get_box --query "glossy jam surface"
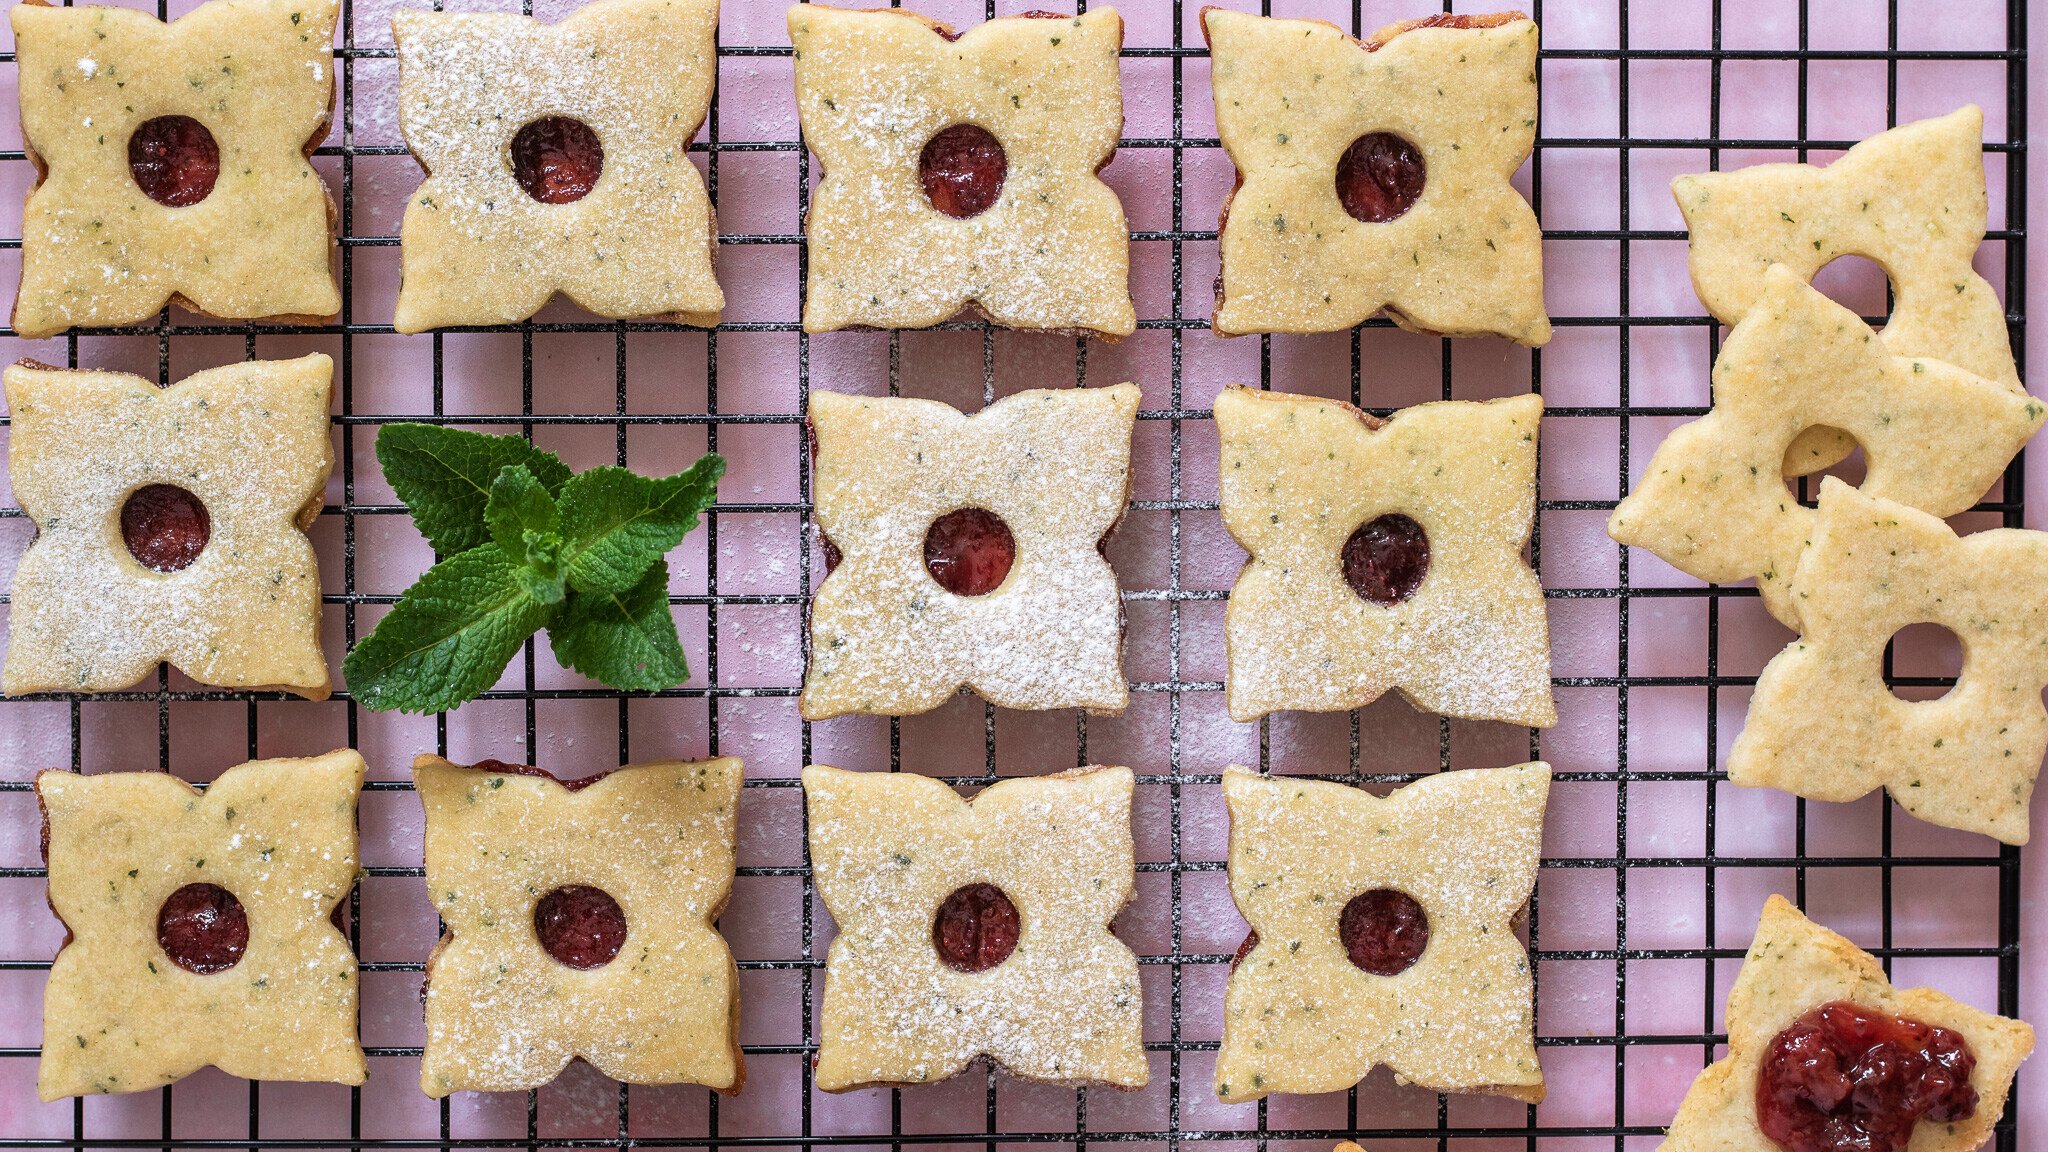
[157,882,249,974]
[121,484,211,573]
[510,117,604,204]
[919,124,1007,218]
[472,758,605,792]
[1757,1000,1978,1152]
[533,885,627,969]
[924,508,1016,596]
[1335,132,1425,223]
[1341,513,1430,606]
[128,116,220,207]
[932,882,1020,973]
[1339,888,1429,975]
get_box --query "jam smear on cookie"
[1342,513,1429,605]
[128,116,220,207]
[510,117,605,204]
[1339,888,1429,975]
[1757,1000,1977,1152]
[122,484,211,573]
[933,882,1020,973]
[534,884,628,969]
[924,508,1015,596]
[919,124,1007,218]
[472,759,606,792]
[157,882,249,973]
[1335,132,1425,224]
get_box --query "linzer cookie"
[1216,764,1548,1104]
[802,384,1137,720]
[789,5,1135,337]
[1607,266,2041,628]
[1202,9,1547,343]
[415,755,743,1096]
[392,0,723,332]
[11,0,341,338]
[35,750,366,1100]
[804,764,1146,1090]
[3,356,336,698]
[1659,895,2031,1151]
[1216,386,1553,726]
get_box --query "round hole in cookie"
[1341,513,1430,607]
[157,882,249,974]
[924,507,1016,597]
[1338,888,1429,976]
[509,116,605,205]
[1811,253,1895,328]
[1335,132,1426,224]
[933,882,1021,973]
[534,884,628,970]
[918,123,1007,219]
[121,484,212,573]
[1885,622,1964,703]
[1780,426,1869,491]
[127,115,220,208]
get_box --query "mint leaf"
[558,454,724,597]
[341,544,555,713]
[376,424,572,555]
[548,560,689,692]
[485,464,565,605]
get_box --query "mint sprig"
[345,425,723,713]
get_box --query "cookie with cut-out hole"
[1608,266,2041,629]
[1726,480,2048,845]
[804,764,1145,1091]
[34,750,366,1101]
[789,5,1135,338]
[1660,895,2032,1151]
[1676,106,2020,476]
[11,0,340,339]
[1202,9,1546,343]
[3,355,336,698]
[392,0,723,332]
[802,384,1136,720]
[1216,386,1553,726]
[415,754,743,1096]
[1216,764,1548,1104]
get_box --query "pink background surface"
[0,0,2040,1145]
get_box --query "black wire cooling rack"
[0,0,2030,1147]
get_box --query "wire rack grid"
[0,0,2031,1147]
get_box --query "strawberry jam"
[924,507,1015,596]
[919,123,1007,218]
[933,882,1020,973]
[1335,132,1425,224]
[121,484,211,573]
[1342,513,1429,606]
[1757,1000,1978,1152]
[533,884,627,969]
[157,882,248,974]
[510,116,604,205]
[1339,888,1429,975]
[128,116,220,208]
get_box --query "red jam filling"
[1339,888,1429,976]
[471,758,605,792]
[157,882,249,974]
[924,507,1015,597]
[1231,929,1259,970]
[1342,513,1429,606]
[932,10,1067,41]
[1757,1000,1978,1152]
[121,484,211,573]
[919,124,1007,219]
[933,882,1020,973]
[533,884,627,969]
[1335,132,1425,224]
[128,116,220,208]
[510,116,605,205]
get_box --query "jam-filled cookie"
[789,5,1135,338]
[1216,763,1549,1104]
[11,0,341,338]
[803,384,1137,720]
[1203,10,1546,343]
[392,0,723,331]
[1660,895,2032,1151]
[1216,386,1553,726]
[415,755,743,1096]
[3,356,336,698]
[35,750,367,1100]
[804,764,1146,1090]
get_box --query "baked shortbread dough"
[3,356,336,698]
[11,0,341,338]
[393,0,723,331]
[1203,10,1547,343]
[36,751,366,1100]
